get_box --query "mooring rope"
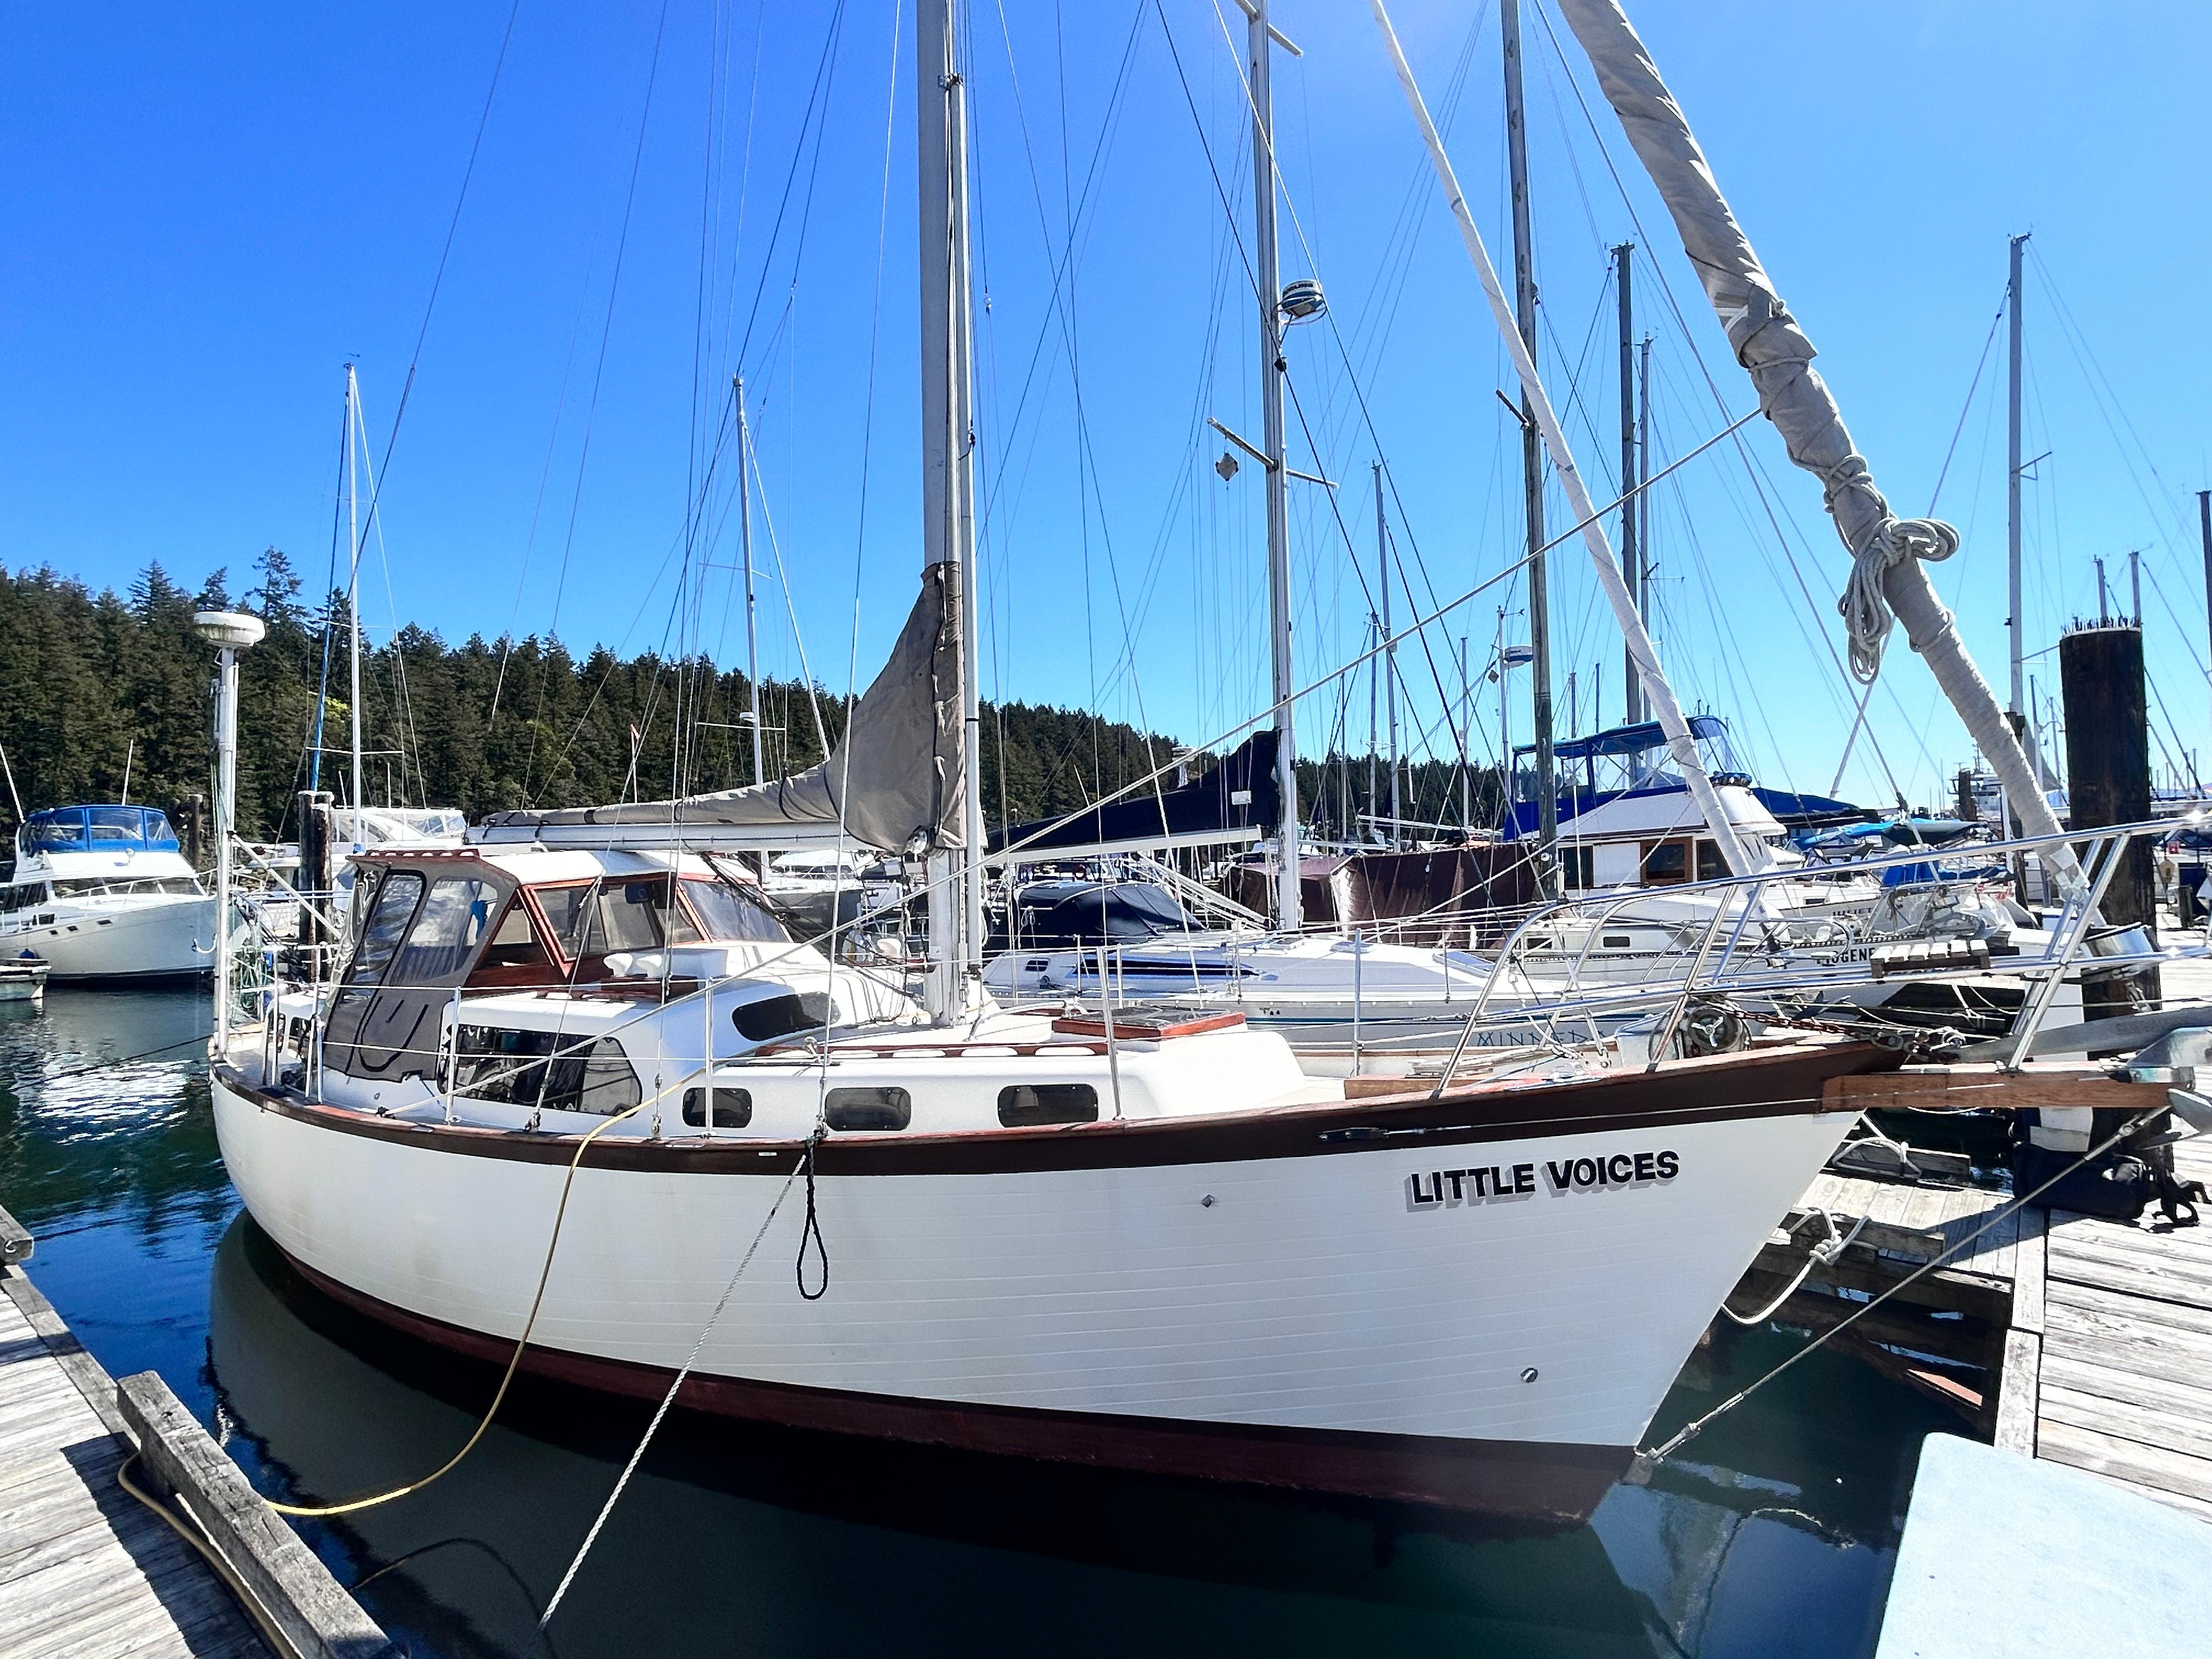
[1629,1105,2166,1479]
[266,1100,650,1518]
[538,1153,809,1628]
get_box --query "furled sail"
[1550,0,2076,888]
[482,567,966,854]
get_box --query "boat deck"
[0,1261,265,1658]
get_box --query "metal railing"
[1427,819,2199,1090]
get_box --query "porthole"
[825,1086,911,1132]
[997,1083,1099,1127]
[681,1086,753,1128]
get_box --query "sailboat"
[201,0,1901,1527]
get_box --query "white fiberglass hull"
[0,894,214,980]
[212,1043,1867,1521]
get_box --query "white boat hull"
[0,894,214,980]
[212,1043,1867,1521]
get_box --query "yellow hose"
[268,1101,646,1517]
[119,1452,304,1659]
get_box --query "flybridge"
[18,806,182,857]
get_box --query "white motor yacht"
[0,805,213,979]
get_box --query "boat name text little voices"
[1407,1150,1680,1209]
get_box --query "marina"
[3,0,2211,1651]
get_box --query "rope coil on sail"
[1837,512,1960,683]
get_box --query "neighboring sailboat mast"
[1501,0,1558,890]
[1365,0,1764,878]
[1246,0,1304,932]
[1616,241,1643,725]
[736,373,765,788]
[344,363,365,841]
[918,0,985,1020]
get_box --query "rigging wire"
[521,0,676,799]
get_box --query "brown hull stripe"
[216,1040,1895,1176]
[280,1246,1629,1526]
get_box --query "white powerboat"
[0,806,213,980]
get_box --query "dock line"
[267,1097,647,1517]
[1629,1104,2174,1483]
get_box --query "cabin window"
[729,992,831,1043]
[997,1084,1098,1127]
[681,1086,753,1128]
[825,1086,910,1132]
[87,807,143,842]
[25,810,83,851]
[680,877,789,944]
[1695,840,1727,881]
[452,1026,641,1115]
[386,877,500,985]
[1640,841,1688,882]
[143,810,177,847]
[537,876,701,963]
[1560,846,1595,890]
[1602,934,1633,950]
[343,872,424,984]
[466,897,553,987]
[51,879,110,898]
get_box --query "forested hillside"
[0,555,1501,847]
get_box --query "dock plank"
[2013,1205,2047,1335]
[2040,1350,2212,1423]
[2046,1237,2212,1309]
[1992,1329,2040,1455]
[0,1262,269,1659]
[2035,1418,2212,1509]
[2039,1384,2212,1464]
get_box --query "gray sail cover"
[483,566,966,852]
[1552,0,2072,864]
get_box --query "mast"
[2007,233,2029,727]
[1248,0,1302,930]
[2199,490,2212,733]
[1368,0,1762,877]
[1458,636,1472,832]
[1638,333,1652,647]
[1502,0,1556,889]
[918,0,984,1020]
[1616,242,1641,724]
[1378,464,1400,846]
[736,374,764,787]
[344,364,364,844]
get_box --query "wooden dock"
[1994,1135,2212,1519]
[0,1205,394,1659]
[1734,1056,2212,1522]
[0,1258,268,1658]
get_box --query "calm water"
[0,988,1955,1657]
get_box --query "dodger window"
[538,876,702,963]
[343,872,424,985]
[387,876,500,986]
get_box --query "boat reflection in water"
[206,1214,1948,1658]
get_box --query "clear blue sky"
[4,1,2207,812]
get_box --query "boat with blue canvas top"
[0,805,215,980]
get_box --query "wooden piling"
[2059,622,2158,1014]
